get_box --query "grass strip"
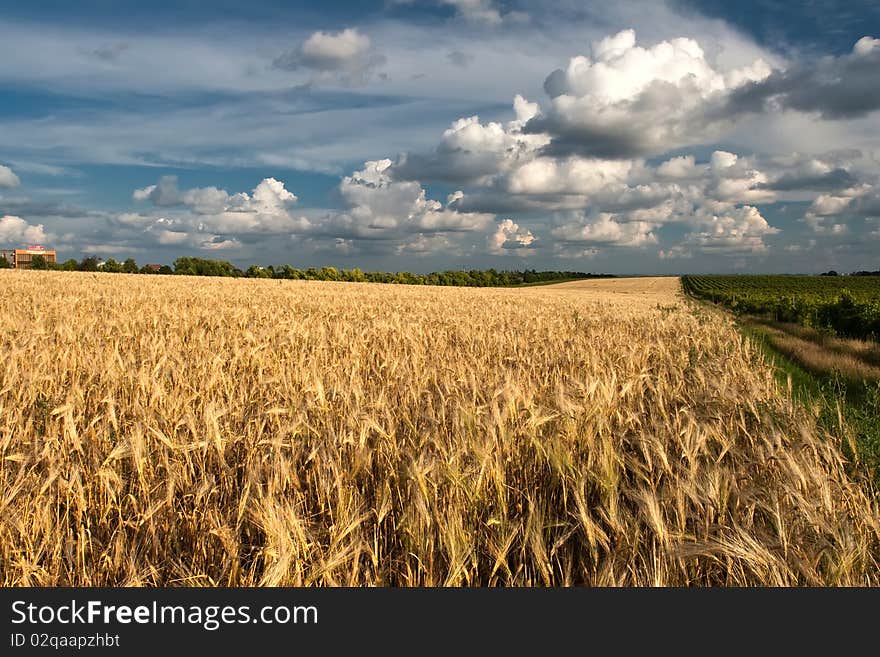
[739,319,880,483]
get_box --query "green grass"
[738,319,880,483]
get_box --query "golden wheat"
[0,270,877,586]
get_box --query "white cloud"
[201,237,240,251]
[803,215,848,235]
[396,233,458,255]
[0,164,20,188]
[8,19,877,267]
[710,150,738,170]
[529,29,771,158]
[505,156,633,195]
[806,189,862,217]
[722,36,880,120]
[756,152,861,195]
[131,176,310,238]
[248,177,298,211]
[131,185,156,202]
[802,183,880,234]
[115,212,156,228]
[329,158,493,239]
[551,212,658,247]
[127,162,494,257]
[656,155,697,179]
[394,96,550,184]
[180,186,237,215]
[273,28,384,82]
[705,151,774,203]
[300,28,373,69]
[676,204,780,254]
[152,228,189,245]
[135,176,297,216]
[0,215,53,244]
[488,218,535,254]
[854,36,880,57]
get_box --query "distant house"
[144,263,163,273]
[1,245,57,269]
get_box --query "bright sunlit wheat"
[1,271,877,585]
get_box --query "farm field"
[1,270,879,586]
[682,275,880,339]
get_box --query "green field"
[682,275,880,339]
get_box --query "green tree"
[346,268,366,282]
[122,258,139,273]
[102,258,122,273]
[173,257,239,277]
[0,257,9,269]
[61,259,79,271]
[30,255,50,270]
[78,256,100,272]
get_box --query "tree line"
[0,255,174,274]
[5,254,613,287]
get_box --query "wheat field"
[1,271,878,586]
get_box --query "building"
[143,263,163,273]
[1,245,58,269]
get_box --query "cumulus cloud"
[396,233,458,255]
[505,156,633,196]
[656,155,697,179]
[551,212,658,247]
[26,24,877,266]
[132,175,179,205]
[135,176,297,214]
[677,204,780,254]
[273,28,385,82]
[488,218,535,254]
[802,183,880,234]
[394,95,549,184]
[131,176,309,238]
[0,215,52,243]
[327,158,493,239]
[0,163,20,188]
[723,36,880,120]
[704,150,774,204]
[527,29,772,158]
[546,186,780,257]
[757,153,861,192]
[389,63,797,257]
[140,217,242,251]
[127,162,494,256]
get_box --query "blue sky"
[0,0,878,273]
